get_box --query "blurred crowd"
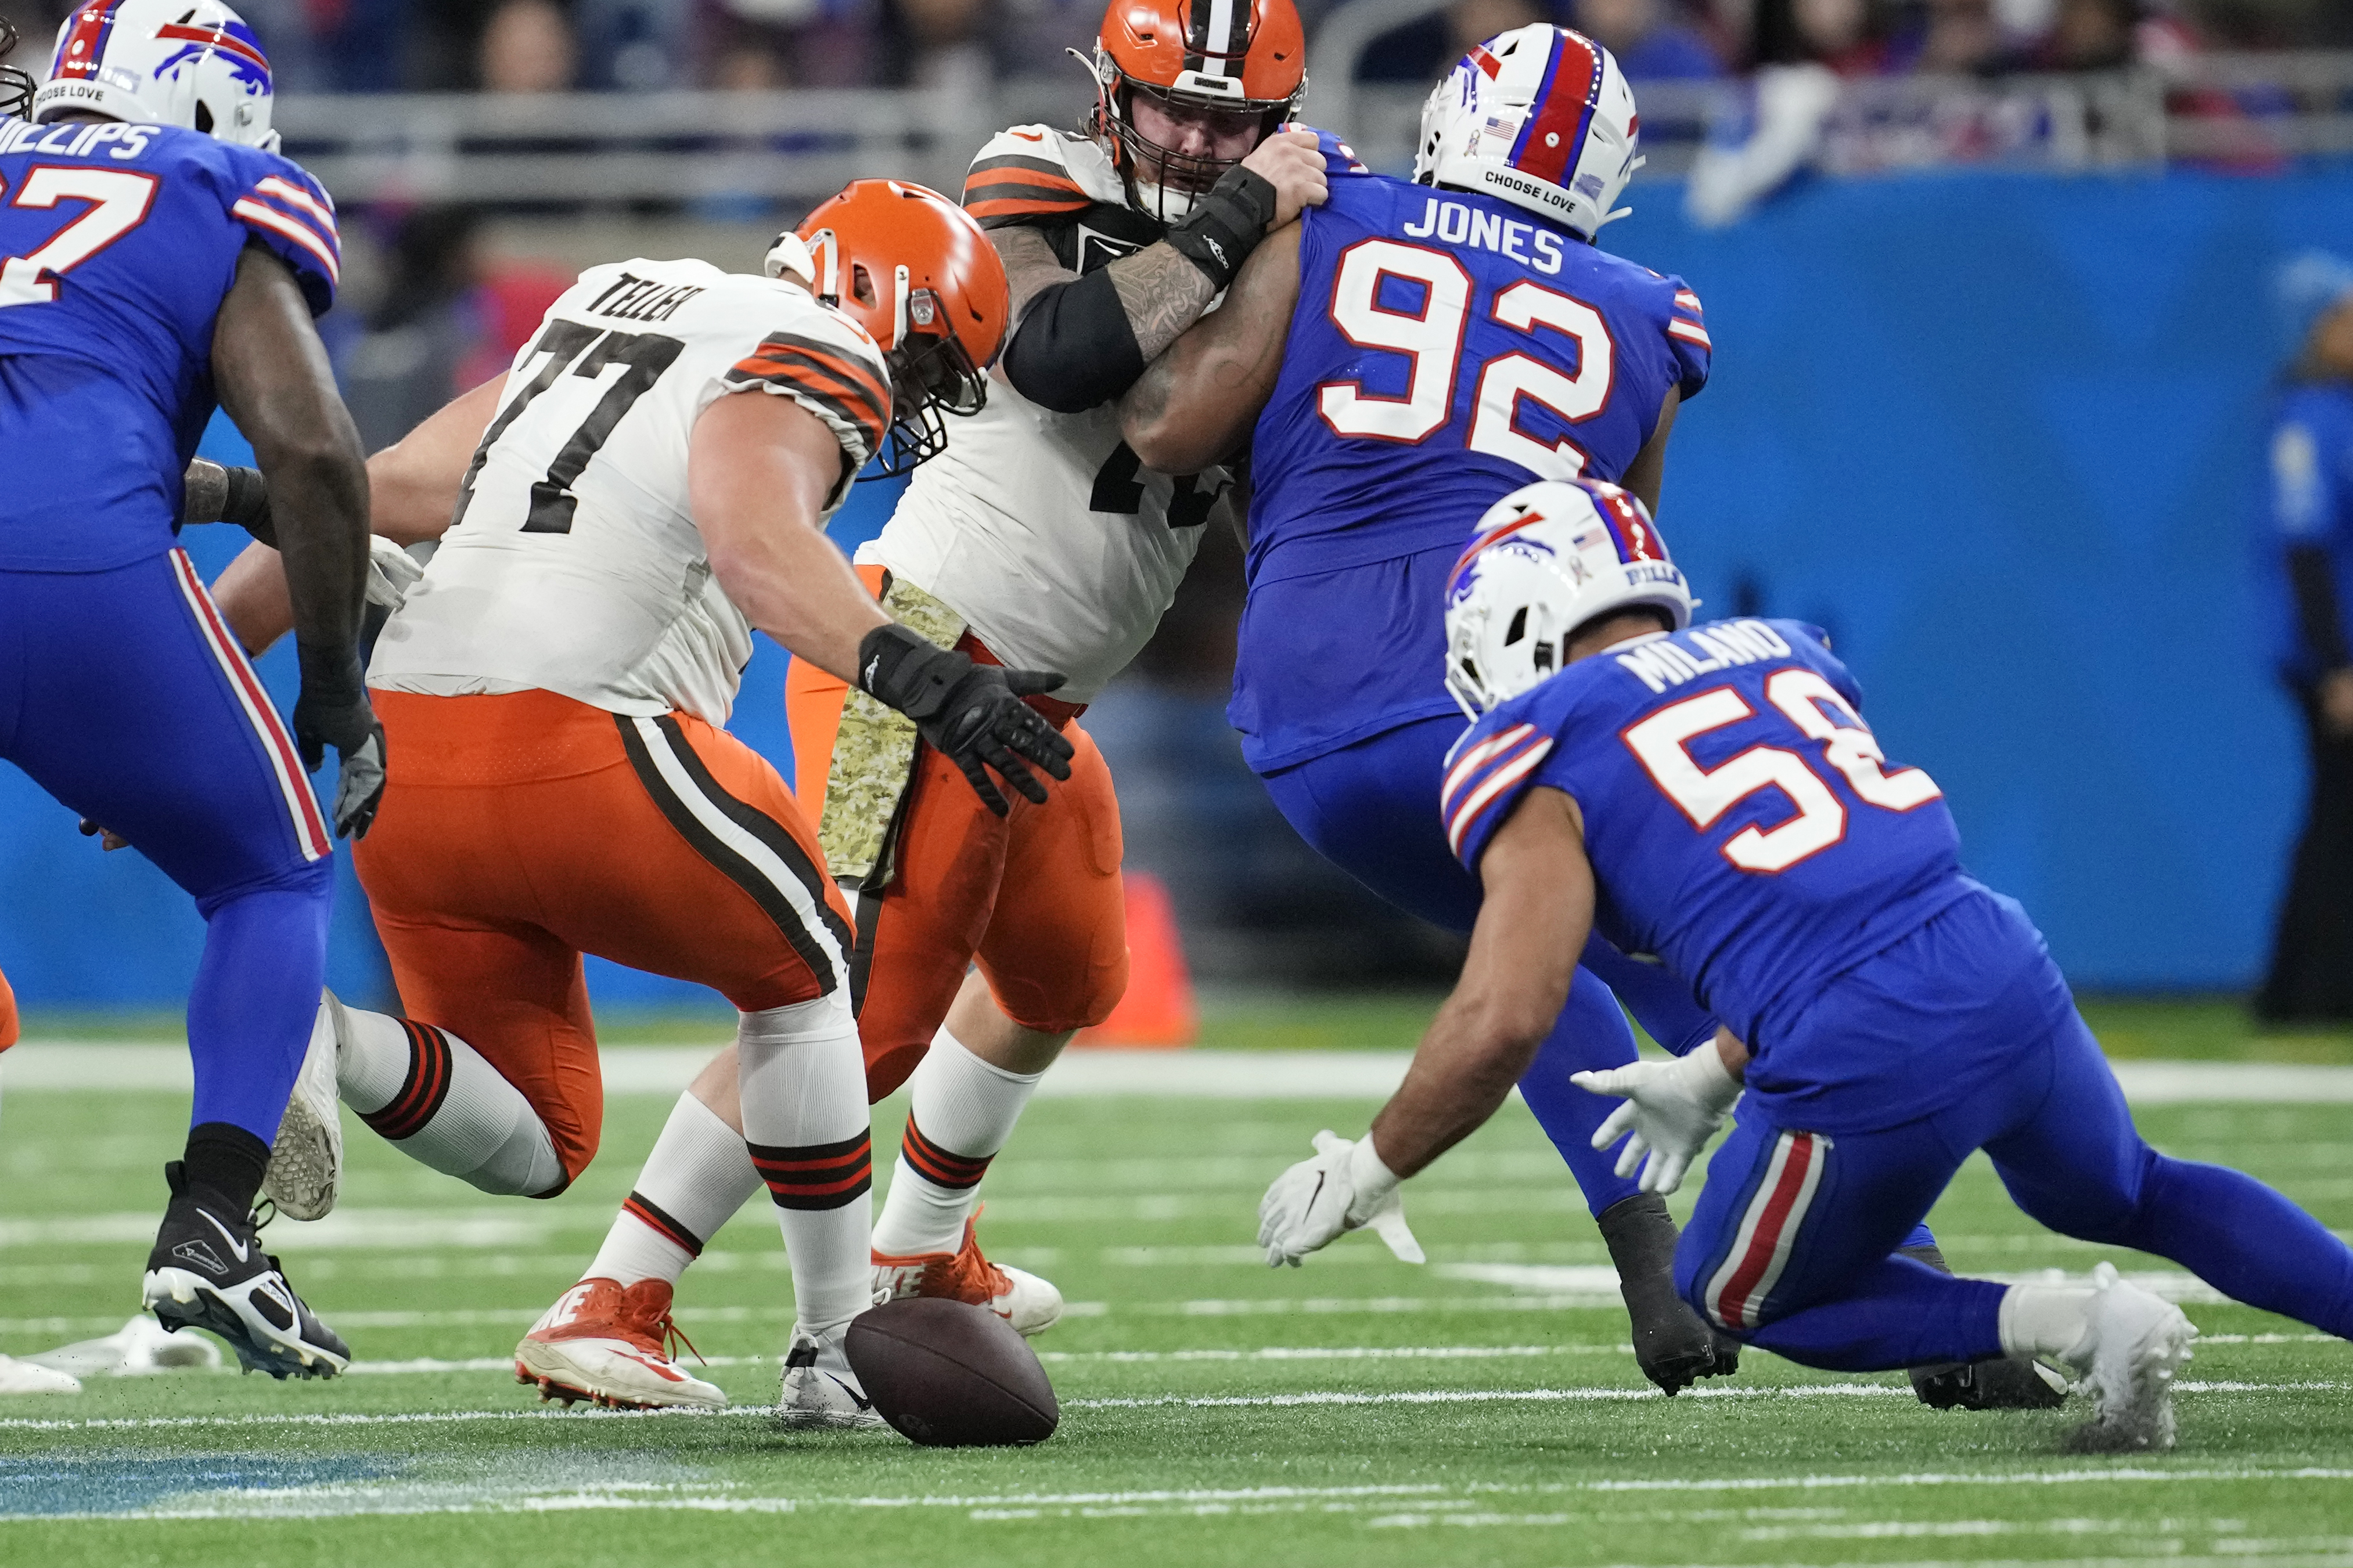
[0,0,2344,101]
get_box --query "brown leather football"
[843,1297,1059,1447]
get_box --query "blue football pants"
[1680,987,2353,1371]
[0,551,335,1142]
[1260,711,1719,1217]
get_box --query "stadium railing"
[270,53,2348,211]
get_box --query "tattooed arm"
[1120,222,1303,475]
[993,223,1218,365]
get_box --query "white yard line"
[9,1044,2353,1103]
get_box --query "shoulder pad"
[965,125,1125,229]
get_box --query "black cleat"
[1598,1192,1736,1395]
[1897,1241,2066,1410]
[140,1161,349,1380]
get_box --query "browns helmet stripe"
[1183,0,1248,77]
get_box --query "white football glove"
[366,535,424,611]
[1571,1044,1743,1196]
[1257,1130,1425,1268]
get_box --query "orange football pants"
[787,569,1129,1100]
[354,688,852,1181]
[0,963,16,1051]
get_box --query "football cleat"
[776,1325,887,1430]
[872,1210,1062,1337]
[262,989,348,1222]
[1898,1241,2067,1410]
[141,1162,348,1380]
[0,1354,80,1394]
[1598,1191,1737,1394]
[2061,1262,2197,1452]
[513,1278,725,1411]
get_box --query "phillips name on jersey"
[1441,618,2053,1132]
[0,111,339,572]
[369,257,890,729]
[868,125,1232,706]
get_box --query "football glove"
[1571,1044,1743,1196]
[293,641,387,840]
[856,623,1074,817]
[1257,1130,1424,1268]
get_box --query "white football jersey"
[370,257,888,728]
[861,127,1234,706]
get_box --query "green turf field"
[1,1008,2350,1566]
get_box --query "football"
[844,1297,1060,1447]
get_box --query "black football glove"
[857,623,1074,817]
[292,641,387,839]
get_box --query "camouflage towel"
[818,575,967,886]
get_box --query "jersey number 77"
[1625,670,1942,874]
[1315,237,1613,481]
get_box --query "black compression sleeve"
[1002,266,1146,414]
[2288,542,2351,673]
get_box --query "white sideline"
[7,1043,2352,1102]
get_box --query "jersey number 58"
[1314,238,1614,481]
[1624,671,1942,874]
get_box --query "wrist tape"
[1165,164,1279,291]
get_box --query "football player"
[1261,478,2353,1450]
[485,0,1331,1409]
[0,2,376,1380]
[1118,25,1744,1392]
[209,181,1056,1424]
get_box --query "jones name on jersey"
[867,125,1232,706]
[369,257,890,727]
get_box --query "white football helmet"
[1412,24,1641,241]
[34,0,280,152]
[1444,478,1693,719]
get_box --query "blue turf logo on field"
[0,1454,394,1516]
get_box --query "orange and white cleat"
[871,1210,1062,1336]
[513,1278,725,1410]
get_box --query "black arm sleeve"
[1002,266,1146,415]
[2288,542,2351,674]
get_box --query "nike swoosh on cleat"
[829,1375,873,1412]
[196,1209,251,1264]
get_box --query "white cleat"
[513,1278,726,1411]
[776,1325,886,1430]
[264,990,348,1221]
[0,1354,80,1394]
[872,1212,1063,1338]
[2063,1261,2197,1452]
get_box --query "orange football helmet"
[1086,0,1307,222]
[776,179,1011,476]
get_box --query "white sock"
[737,994,873,1336]
[1998,1283,2100,1364]
[585,1091,762,1288]
[872,1024,1045,1257]
[335,1004,564,1197]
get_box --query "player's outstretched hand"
[1242,127,1330,229]
[292,643,388,840]
[1571,1045,1744,1196]
[857,623,1075,818]
[1257,1129,1424,1268]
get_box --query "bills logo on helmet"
[154,19,271,93]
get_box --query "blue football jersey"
[1231,140,1711,772]
[1441,618,2049,1124]
[0,114,339,572]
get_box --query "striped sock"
[737,996,873,1335]
[872,1026,1044,1257]
[585,1091,761,1288]
[334,1004,564,1198]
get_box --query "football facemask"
[1,19,33,121]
